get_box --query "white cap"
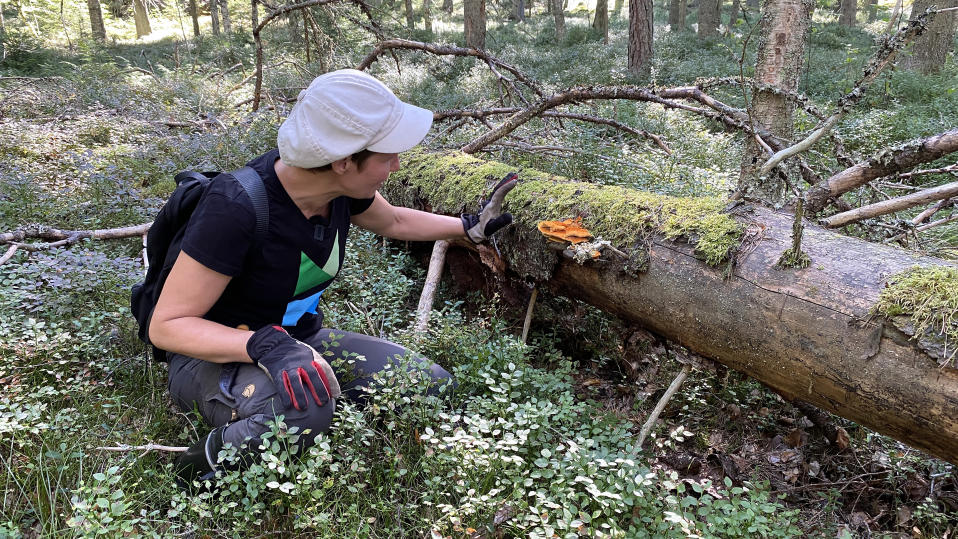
[277,69,434,168]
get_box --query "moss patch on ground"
[875,266,958,365]
[385,149,743,280]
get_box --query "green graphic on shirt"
[293,230,340,296]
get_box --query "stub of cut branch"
[822,181,958,228]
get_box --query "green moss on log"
[384,149,743,279]
[875,266,958,365]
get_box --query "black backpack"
[130,167,269,361]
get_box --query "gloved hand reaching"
[247,325,341,411]
[461,172,519,244]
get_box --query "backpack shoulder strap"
[229,166,269,244]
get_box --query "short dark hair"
[309,149,375,172]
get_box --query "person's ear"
[330,157,350,175]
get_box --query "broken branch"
[822,181,958,228]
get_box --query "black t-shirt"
[180,149,373,338]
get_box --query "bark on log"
[385,150,958,464]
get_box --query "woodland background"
[0,0,956,534]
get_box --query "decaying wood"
[637,363,692,449]
[388,152,958,464]
[823,181,958,228]
[414,239,449,334]
[805,128,958,213]
[0,223,153,266]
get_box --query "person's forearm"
[149,317,254,364]
[382,207,466,241]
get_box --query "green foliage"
[874,265,958,365]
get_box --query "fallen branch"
[822,181,958,228]
[436,107,671,154]
[356,38,544,102]
[888,212,958,243]
[96,443,187,452]
[0,223,152,266]
[805,128,958,213]
[912,197,954,225]
[636,363,692,449]
[414,239,449,334]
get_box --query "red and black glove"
[247,325,340,411]
[461,172,519,243]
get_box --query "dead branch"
[899,162,958,180]
[912,198,955,225]
[0,223,152,266]
[414,239,449,334]
[252,0,374,111]
[636,363,692,449]
[888,212,958,244]
[806,128,958,213]
[759,12,937,176]
[355,38,544,101]
[96,443,187,452]
[436,107,671,154]
[822,181,958,228]
[460,85,768,155]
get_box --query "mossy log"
[384,150,958,464]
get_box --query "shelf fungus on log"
[383,149,958,465]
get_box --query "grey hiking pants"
[167,328,453,451]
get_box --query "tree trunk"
[866,0,877,22]
[593,0,608,41]
[514,0,526,21]
[219,0,232,33]
[133,0,152,38]
[288,10,301,43]
[189,0,200,36]
[668,0,683,29]
[627,0,653,76]
[424,0,432,32]
[405,0,415,28]
[464,0,485,48]
[614,0,624,17]
[443,0,453,14]
[86,0,106,41]
[839,0,856,26]
[210,0,220,35]
[384,150,958,465]
[900,0,958,74]
[251,0,258,29]
[738,0,812,205]
[697,0,720,37]
[552,0,565,39]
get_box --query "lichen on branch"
[384,149,743,279]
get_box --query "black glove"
[246,325,341,411]
[461,172,519,244]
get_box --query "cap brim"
[366,103,433,154]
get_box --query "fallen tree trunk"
[385,150,958,464]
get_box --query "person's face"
[345,152,400,198]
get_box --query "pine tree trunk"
[189,0,200,36]
[866,0,876,21]
[442,0,453,14]
[668,0,686,29]
[627,0,653,75]
[513,0,525,21]
[593,0,608,41]
[423,0,432,32]
[614,0,624,17]
[738,0,813,204]
[697,0,720,37]
[86,0,106,41]
[900,0,957,74]
[251,0,258,28]
[210,0,220,34]
[464,0,486,48]
[219,0,231,33]
[133,0,152,37]
[552,0,565,38]
[405,0,415,28]
[839,0,856,26]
